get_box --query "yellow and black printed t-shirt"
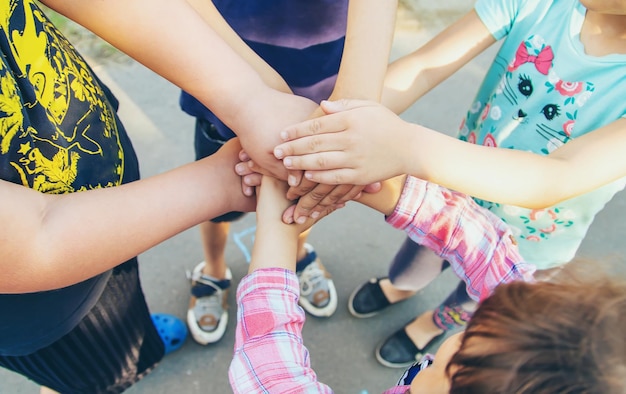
[0,0,140,356]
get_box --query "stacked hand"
[233,100,383,223]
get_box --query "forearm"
[356,176,407,216]
[249,176,303,273]
[361,176,535,301]
[230,271,332,394]
[249,225,298,273]
[329,0,397,102]
[2,149,250,293]
[43,0,319,173]
[185,0,292,94]
[403,121,626,208]
[382,10,496,114]
[41,0,285,134]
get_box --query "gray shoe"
[186,262,231,345]
[296,244,337,317]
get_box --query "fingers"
[238,148,250,162]
[274,100,375,150]
[282,204,297,224]
[274,116,346,159]
[303,185,360,219]
[235,159,261,196]
[242,174,262,196]
[363,182,382,194]
[285,178,317,200]
[289,183,355,223]
[290,183,335,222]
[316,184,353,207]
[281,200,341,229]
[301,169,362,186]
[275,135,334,160]
[286,169,303,187]
[337,185,366,204]
[281,150,350,173]
[319,98,376,114]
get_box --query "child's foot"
[375,301,475,368]
[151,313,187,355]
[296,244,337,317]
[186,262,231,345]
[348,277,416,318]
[375,311,445,368]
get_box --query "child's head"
[447,278,626,393]
[407,277,626,393]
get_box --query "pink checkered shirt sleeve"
[229,267,333,394]
[386,176,536,301]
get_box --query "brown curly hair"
[446,278,626,393]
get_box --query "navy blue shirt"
[179,0,348,139]
[0,0,140,356]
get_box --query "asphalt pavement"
[2,3,625,393]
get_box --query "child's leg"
[430,281,476,331]
[389,237,448,291]
[349,237,446,317]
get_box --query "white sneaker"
[186,262,231,345]
[296,244,337,317]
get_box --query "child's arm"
[0,139,254,293]
[276,99,626,209]
[229,176,332,393]
[248,177,304,273]
[329,0,397,103]
[41,0,317,179]
[357,176,536,301]
[285,0,398,220]
[273,7,626,209]
[383,9,496,113]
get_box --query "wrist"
[249,225,299,273]
[403,124,426,177]
[357,175,405,216]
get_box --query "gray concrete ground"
[2,3,625,393]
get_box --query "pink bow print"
[511,43,554,75]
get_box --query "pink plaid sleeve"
[386,176,536,301]
[383,386,411,394]
[229,268,333,394]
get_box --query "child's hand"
[235,149,267,197]
[237,93,318,181]
[211,138,257,213]
[274,99,413,186]
[250,175,336,273]
[237,156,348,224]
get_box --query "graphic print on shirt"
[0,0,124,193]
[458,35,594,242]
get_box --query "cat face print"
[462,36,594,154]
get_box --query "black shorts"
[0,259,164,394]
[194,118,245,223]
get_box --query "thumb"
[320,99,374,114]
